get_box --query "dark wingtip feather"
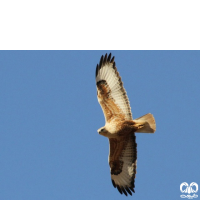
[117,186,123,195]
[107,53,111,61]
[121,187,128,196]
[125,187,132,196]
[112,179,116,188]
[131,180,135,188]
[99,55,103,67]
[95,64,98,77]
[103,53,107,65]
[130,187,135,193]
[111,55,115,62]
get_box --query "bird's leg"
[132,122,145,132]
[122,120,145,132]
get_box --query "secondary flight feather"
[95,53,156,196]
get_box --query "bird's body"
[95,53,156,196]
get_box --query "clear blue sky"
[0,51,199,200]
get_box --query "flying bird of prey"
[95,53,156,196]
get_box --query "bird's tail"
[134,113,156,133]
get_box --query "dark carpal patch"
[96,80,107,86]
[110,160,123,175]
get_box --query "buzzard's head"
[97,127,109,136]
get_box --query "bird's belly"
[106,120,135,137]
[105,120,126,134]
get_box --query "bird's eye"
[101,128,105,132]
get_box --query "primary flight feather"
[95,53,156,196]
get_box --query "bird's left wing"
[109,133,137,196]
[95,53,132,123]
